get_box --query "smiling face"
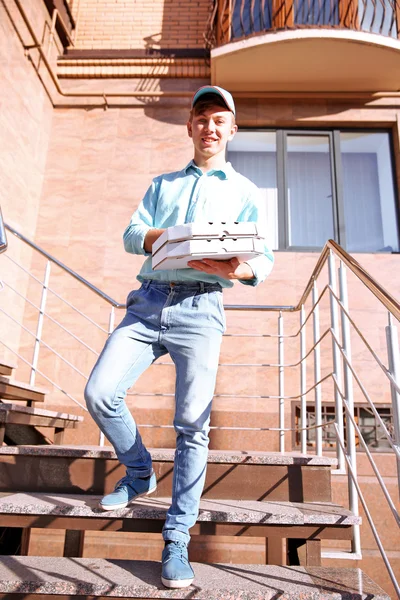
[187,103,237,167]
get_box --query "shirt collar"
[183,159,233,180]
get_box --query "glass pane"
[294,0,339,25]
[286,135,334,248]
[360,0,398,38]
[231,0,272,39]
[228,132,278,250]
[340,132,399,252]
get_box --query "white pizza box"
[152,222,263,256]
[152,236,264,271]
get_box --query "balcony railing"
[206,0,400,48]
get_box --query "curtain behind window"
[342,153,385,252]
[287,151,335,248]
[229,150,278,249]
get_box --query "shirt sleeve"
[123,178,160,256]
[237,187,274,287]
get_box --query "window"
[294,0,339,25]
[228,132,278,248]
[232,0,272,39]
[362,0,398,38]
[292,403,394,451]
[227,130,399,253]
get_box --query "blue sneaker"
[99,472,157,511]
[161,541,194,588]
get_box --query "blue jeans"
[84,280,225,544]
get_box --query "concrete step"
[0,493,358,563]
[0,404,84,446]
[0,556,389,599]
[2,423,51,446]
[0,403,83,423]
[0,376,47,402]
[0,360,17,377]
[0,444,338,464]
[0,492,361,526]
[0,445,336,502]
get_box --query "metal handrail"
[297,240,400,321]
[4,223,125,308]
[206,0,400,48]
[334,423,400,598]
[5,224,400,322]
[2,218,400,594]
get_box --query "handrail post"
[0,207,7,254]
[30,260,51,387]
[217,0,232,45]
[108,305,115,335]
[312,281,322,455]
[328,250,345,471]
[386,312,400,499]
[99,305,116,446]
[278,311,285,452]
[300,304,307,453]
[47,8,58,58]
[339,262,361,555]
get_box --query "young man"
[84,86,274,589]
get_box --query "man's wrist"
[144,228,164,253]
[232,261,255,280]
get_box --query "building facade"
[0,0,399,595]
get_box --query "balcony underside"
[210,29,400,92]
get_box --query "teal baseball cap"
[191,85,236,116]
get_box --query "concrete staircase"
[0,444,390,599]
[0,556,389,599]
[0,360,83,445]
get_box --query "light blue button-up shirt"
[123,161,274,288]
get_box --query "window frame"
[228,127,400,253]
[291,401,394,452]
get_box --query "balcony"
[206,0,400,92]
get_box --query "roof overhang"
[211,29,400,92]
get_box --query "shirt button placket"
[187,176,203,222]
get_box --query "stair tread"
[0,360,17,368]
[0,556,388,598]
[0,444,338,465]
[0,376,48,398]
[0,360,17,376]
[0,402,83,421]
[0,492,361,525]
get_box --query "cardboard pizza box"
[152,236,264,271]
[152,222,262,256]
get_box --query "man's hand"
[187,257,254,280]
[144,229,165,253]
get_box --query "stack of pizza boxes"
[152,222,264,270]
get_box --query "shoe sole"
[161,576,194,589]
[99,484,157,511]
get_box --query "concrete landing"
[0,557,389,598]
[0,444,338,465]
[0,493,361,525]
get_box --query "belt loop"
[143,280,150,289]
[200,282,205,293]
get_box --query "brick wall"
[0,0,54,366]
[70,0,210,50]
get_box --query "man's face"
[187,105,237,160]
